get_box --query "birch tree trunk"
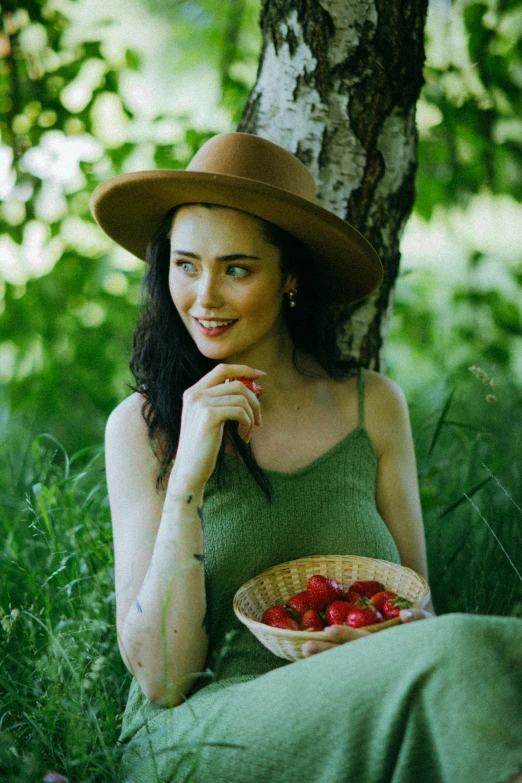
[238,0,429,369]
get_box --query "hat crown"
[186,133,316,203]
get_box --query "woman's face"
[168,205,296,364]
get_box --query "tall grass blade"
[428,387,455,459]
[464,493,522,583]
[482,464,522,515]
[439,476,492,518]
[32,434,70,479]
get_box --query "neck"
[229,336,326,414]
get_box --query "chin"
[193,339,236,361]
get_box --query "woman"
[91,133,522,783]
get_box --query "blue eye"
[175,260,195,272]
[227,266,249,277]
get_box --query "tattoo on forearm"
[197,505,204,532]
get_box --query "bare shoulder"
[362,370,412,459]
[364,369,408,409]
[106,391,148,442]
[105,391,163,484]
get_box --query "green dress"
[118,369,522,783]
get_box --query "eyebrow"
[172,250,261,262]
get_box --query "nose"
[196,270,223,309]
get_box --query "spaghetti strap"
[358,366,365,427]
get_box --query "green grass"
[409,372,522,617]
[0,431,129,782]
[1,373,521,782]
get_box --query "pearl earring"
[288,290,297,308]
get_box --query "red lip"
[194,318,237,337]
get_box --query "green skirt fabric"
[118,613,522,783]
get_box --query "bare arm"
[105,395,208,707]
[364,371,435,615]
[105,364,263,707]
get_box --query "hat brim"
[90,170,383,305]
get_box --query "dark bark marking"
[295,140,314,167]
[134,597,143,614]
[340,1,428,236]
[237,89,262,133]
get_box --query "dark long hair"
[130,203,358,498]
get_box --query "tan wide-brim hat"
[90,132,383,304]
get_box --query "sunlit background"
[1,0,521,450]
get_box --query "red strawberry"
[236,377,263,398]
[261,605,290,625]
[270,616,300,630]
[348,580,384,599]
[307,574,345,610]
[370,590,398,612]
[382,595,413,619]
[346,606,383,628]
[326,600,357,626]
[347,589,364,604]
[286,591,312,619]
[300,609,326,631]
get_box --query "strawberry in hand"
[235,377,263,398]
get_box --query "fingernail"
[401,610,414,621]
[254,369,267,375]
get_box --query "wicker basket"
[233,555,431,662]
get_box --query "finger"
[399,608,434,623]
[197,364,266,390]
[302,640,339,657]
[208,405,254,443]
[210,395,256,436]
[219,380,262,427]
[323,624,370,642]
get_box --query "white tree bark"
[239,0,428,369]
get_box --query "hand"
[171,363,265,490]
[302,608,435,657]
[302,624,370,657]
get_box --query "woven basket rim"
[233,554,430,628]
[234,554,428,594]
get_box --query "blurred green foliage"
[0,0,521,454]
[0,0,259,449]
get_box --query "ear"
[283,273,298,294]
